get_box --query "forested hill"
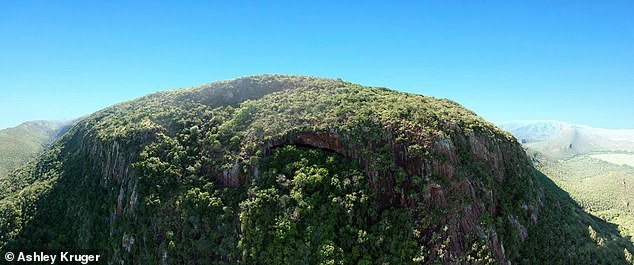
[0,120,72,177]
[1,75,632,264]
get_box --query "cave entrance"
[266,131,345,156]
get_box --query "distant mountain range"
[0,120,74,176]
[497,120,634,159]
[498,120,634,240]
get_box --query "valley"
[499,121,634,243]
[0,120,73,177]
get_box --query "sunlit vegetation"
[531,151,634,241]
[518,168,634,264]
[1,75,633,264]
[0,120,71,177]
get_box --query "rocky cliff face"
[259,117,541,263]
[1,75,545,264]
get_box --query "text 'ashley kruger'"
[10,251,100,264]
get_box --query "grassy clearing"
[590,153,634,168]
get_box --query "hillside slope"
[1,75,632,264]
[0,120,72,177]
[499,121,634,245]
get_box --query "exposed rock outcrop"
[1,75,545,264]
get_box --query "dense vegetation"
[240,145,419,264]
[0,75,632,264]
[519,166,633,264]
[0,120,71,177]
[531,151,634,243]
[500,120,634,253]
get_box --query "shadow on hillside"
[1,131,112,254]
[518,167,634,264]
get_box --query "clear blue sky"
[1,1,633,130]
